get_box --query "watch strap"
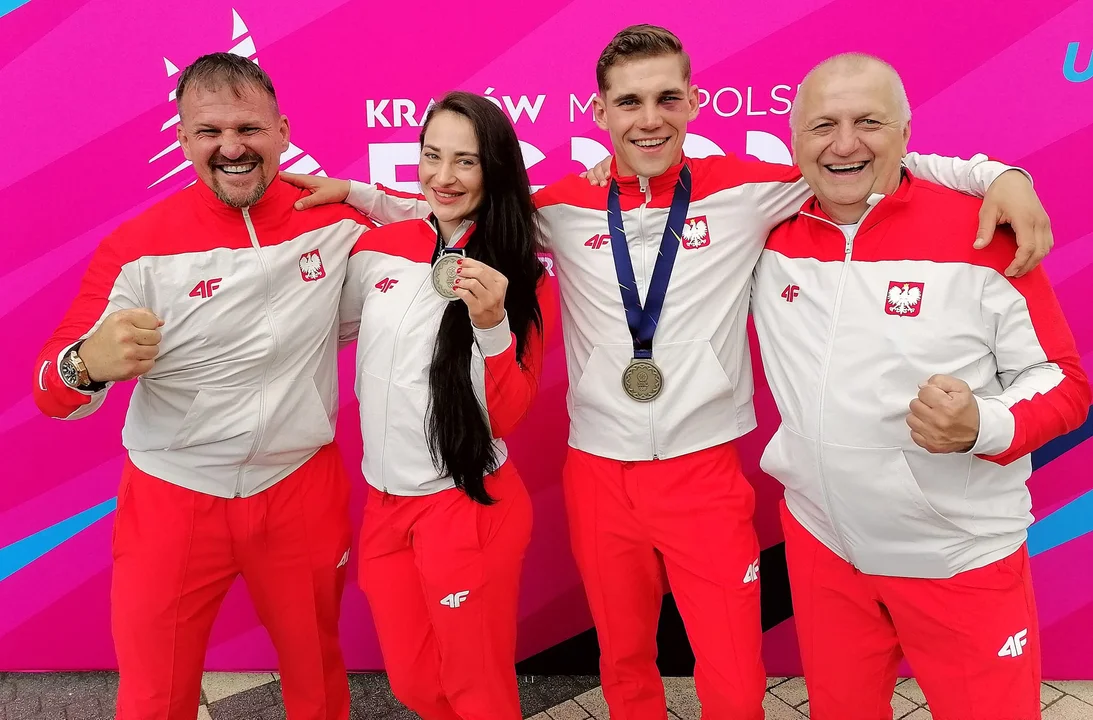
[69,341,108,392]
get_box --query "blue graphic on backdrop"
[1064,42,1093,82]
[1,415,1090,584]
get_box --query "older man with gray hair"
[750,52,1090,720]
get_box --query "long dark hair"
[423,91,545,505]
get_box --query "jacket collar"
[798,167,917,227]
[424,214,476,248]
[193,173,296,221]
[610,155,690,198]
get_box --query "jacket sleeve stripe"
[974,265,1091,464]
[470,275,558,439]
[33,237,141,420]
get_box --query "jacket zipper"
[637,178,659,460]
[379,273,431,493]
[236,207,279,497]
[801,204,881,563]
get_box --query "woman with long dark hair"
[333,91,555,719]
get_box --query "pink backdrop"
[2,0,1092,679]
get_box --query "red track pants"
[562,442,766,720]
[357,461,533,720]
[110,443,353,720]
[781,501,1042,720]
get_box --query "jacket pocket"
[822,442,975,577]
[569,343,636,440]
[259,377,336,461]
[760,424,818,497]
[759,424,834,539]
[167,387,256,451]
[653,339,737,432]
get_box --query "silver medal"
[622,359,663,402]
[431,254,461,301]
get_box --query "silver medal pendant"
[431,254,462,301]
[622,358,663,402]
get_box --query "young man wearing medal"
[285,25,1054,720]
[336,91,556,720]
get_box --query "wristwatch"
[58,342,106,392]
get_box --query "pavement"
[1,671,1091,719]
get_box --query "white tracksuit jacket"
[34,179,375,498]
[752,172,1089,578]
[345,152,1021,465]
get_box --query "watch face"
[59,357,80,387]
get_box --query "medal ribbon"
[431,216,473,263]
[606,165,692,362]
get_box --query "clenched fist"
[906,375,980,453]
[79,308,164,382]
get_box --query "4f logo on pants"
[440,591,470,608]
[998,629,1028,658]
[742,559,760,584]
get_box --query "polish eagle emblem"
[885,281,924,317]
[300,250,326,282]
[681,216,710,249]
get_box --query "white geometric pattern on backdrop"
[148,8,327,189]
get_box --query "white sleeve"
[346,181,431,224]
[902,152,1033,198]
[967,267,1090,462]
[338,253,367,346]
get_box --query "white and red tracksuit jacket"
[338,216,556,496]
[33,179,376,498]
[752,172,1090,578]
[346,152,1020,463]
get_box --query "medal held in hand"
[431,227,471,301]
[432,253,462,300]
[606,165,692,402]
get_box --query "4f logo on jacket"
[440,591,469,608]
[584,234,610,250]
[300,250,326,282]
[681,216,710,249]
[375,278,399,293]
[885,281,924,317]
[189,278,222,299]
[998,629,1028,658]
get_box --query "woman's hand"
[280,172,350,210]
[453,258,508,329]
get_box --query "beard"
[208,152,269,208]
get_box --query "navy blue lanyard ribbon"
[606,165,692,360]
